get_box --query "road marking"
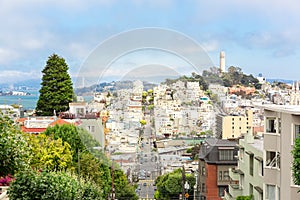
[139,179,154,183]
[139,199,156,200]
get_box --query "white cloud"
[201,40,219,52]
[0,70,41,83]
[0,48,19,64]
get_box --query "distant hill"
[0,79,41,90]
[75,80,157,96]
[266,78,293,85]
[15,79,41,88]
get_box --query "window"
[266,184,275,200]
[258,192,263,200]
[240,174,244,189]
[292,124,300,145]
[91,125,95,133]
[249,183,253,195]
[266,118,276,133]
[218,171,222,180]
[259,160,264,176]
[250,154,254,176]
[223,171,230,181]
[218,186,228,197]
[202,166,206,176]
[266,151,280,169]
[87,125,95,133]
[219,150,234,161]
[202,183,206,193]
[239,148,244,161]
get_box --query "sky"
[0,0,300,86]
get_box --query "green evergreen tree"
[36,54,74,116]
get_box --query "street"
[136,114,160,199]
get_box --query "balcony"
[229,168,240,181]
[264,167,280,185]
[224,190,235,200]
[264,133,280,150]
[228,184,243,198]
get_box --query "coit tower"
[220,51,225,72]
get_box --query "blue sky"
[0,0,300,84]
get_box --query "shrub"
[237,195,253,200]
[0,116,31,176]
[9,170,103,200]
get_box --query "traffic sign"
[185,193,189,198]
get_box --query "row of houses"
[153,81,215,137]
[196,105,300,200]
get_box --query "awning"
[254,186,263,193]
[246,151,254,155]
[255,156,263,161]
[234,169,244,175]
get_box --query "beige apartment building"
[263,105,300,200]
[216,110,253,139]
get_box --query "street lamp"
[194,173,198,200]
[184,181,190,200]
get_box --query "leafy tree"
[292,137,300,185]
[36,54,74,116]
[28,134,73,171]
[155,168,195,200]
[147,89,153,95]
[44,124,100,163]
[190,144,201,160]
[114,169,138,200]
[43,124,137,199]
[140,119,147,126]
[0,115,31,176]
[78,152,112,199]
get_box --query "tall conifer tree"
[36,54,74,116]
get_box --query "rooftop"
[260,104,300,115]
[205,138,237,147]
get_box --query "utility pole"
[77,149,80,182]
[182,165,186,200]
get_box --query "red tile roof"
[49,118,71,126]
[21,126,46,133]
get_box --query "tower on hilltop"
[220,51,225,73]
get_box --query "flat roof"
[250,138,264,152]
[260,105,300,115]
